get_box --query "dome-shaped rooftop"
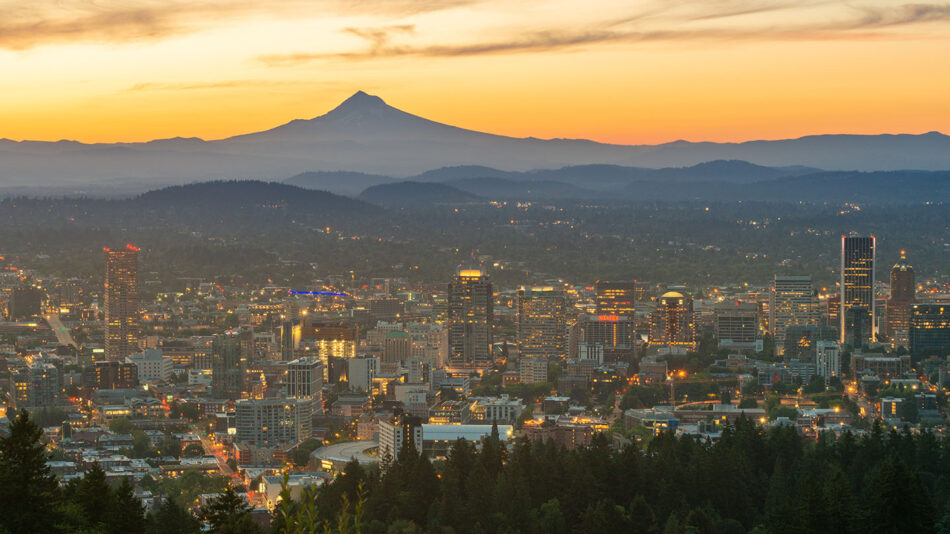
[661,291,685,299]
[892,250,914,271]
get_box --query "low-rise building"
[127,349,173,382]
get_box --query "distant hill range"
[287,161,950,204]
[134,180,370,213]
[358,181,479,206]
[1,91,949,190]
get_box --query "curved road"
[312,440,378,466]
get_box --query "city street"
[45,314,77,348]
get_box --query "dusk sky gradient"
[2,0,949,144]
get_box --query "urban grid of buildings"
[1,233,949,517]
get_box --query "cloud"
[4,0,950,55]
[850,3,950,28]
[343,25,416,54]
[124,79,335,92]
[0,0,472,50]
[260,2,950,65]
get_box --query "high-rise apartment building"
[447,267,493,370]
[815,340,841,383]
[235,398,311,448]
[517,286,567,359]
[286,357,324,415]
[769,275,819,356]
[378,415,424,461]
[519,356,549,384]
[14,363,61,407]
[347,355,379,392]
[86,360,138,389]
[841,236,876,345]
[885,250,915,347]
[594,281,636,316]
[104,245,139,360]
[648,291,695,349]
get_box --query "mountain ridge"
[1,91,949,187]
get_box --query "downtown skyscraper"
[104,245,139,361]
[770,275,819,356]
[447,266,493,370]
[841,235,876,345]
[885,250,915,347]
[594,281,636,317]
[517,286,567,359]
[648,291,696,349]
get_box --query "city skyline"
[1,3,949,531]
[2,1,950,144]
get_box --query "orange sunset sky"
[2,0,949,145]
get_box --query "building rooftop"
[421,424,514,442]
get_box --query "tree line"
[6,407,950,533]
[283,421,950,534]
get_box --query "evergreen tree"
[823,466,858,534]
[150,497,201,534]
[201,486,260,534]
[579,500,630,533]
[862,457,934,534]
[0,410,62,534]
[628,495,658,534]
[527,499,567,534]
[110,478,147,534]
[74,463,113,530]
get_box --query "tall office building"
[784,325,838,362]
[517,286,567,359]
[714,301,759,350]
[280,318,302,361]
[841,235,876,345]
[286,357,324,415]
[300,321,357,381]
[383,331,411,364]
[582,314,635,363]
[909,305,950,356]
[885,250,915,347]
[212,330,248,400]
[447,267,493,370]
[648,291,696,349]
[104,245,139,361]
[769,275,819,356]
[594,281,636,316]
[583,315,635,348]
[827,295,841,329]
[843,307,872,348]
